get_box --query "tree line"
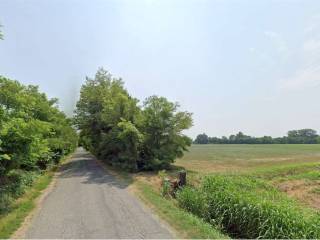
[0,76,78,213]
[74,68,193,171]
[194,129,320,144]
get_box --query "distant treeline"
[194,129,320,144]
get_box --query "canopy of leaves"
[74,68,193,171]
[0,76,78,175]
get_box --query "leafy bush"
[0,193,12,214]
[0,76,77,175]
[6,170,38,197]
[177,175,320,239]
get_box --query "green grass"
[248,162,320,180]
[0,172,53,238]
[98,159,228,239]
[103,145,320,239]
[176,175,320,239]
[134,181,228,239]
[176,144,320,173]
[0,154,72,239]
[172,144,320,238]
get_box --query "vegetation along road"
[22,148,172,239]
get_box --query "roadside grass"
[311,187,320,194]
[132,181,228,239]
[99,144,320,239]
[0,154,72,239]
[98,159,228,239]
[0,172,53,238]
[176,175,320,239]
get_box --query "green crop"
[177,175,320,239]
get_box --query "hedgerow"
[0,76,77,213]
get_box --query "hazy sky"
[1,0,320,138]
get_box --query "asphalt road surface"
[24,148,172,239]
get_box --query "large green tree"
[75,68,193,171]
[139,96,193,169]
[0,76,78,175]
[74,68,142,170]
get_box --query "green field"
[175,144,320,173]
[171,144,320,238]
[175,144,320,208]
[130,144,320,238]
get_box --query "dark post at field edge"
[179,171,187,186]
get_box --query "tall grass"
[176,175,320,239]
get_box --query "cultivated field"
[175,144,320,209]
[132,144,320,238]
[175,144,320,173]
[171,144,320,238]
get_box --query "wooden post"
[178,171,187,186]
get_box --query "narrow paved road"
[24,148,172,239]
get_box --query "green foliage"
[177,175,320,239]
[158,170,171,197]
[0,76,77,172]
[195,129,320,144]
[0,171,54,238]
[135,181,228,239]
[75,68,192,171]
[158,170,167,181]
[0,76,77,213]
[0,193,12,214]
[160,179,171,197]
[176,186,208,218]
[139,96,193,170]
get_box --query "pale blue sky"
[1,0,320,138]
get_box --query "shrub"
[0,76,78,175]
[161,179,171,197]
[0,193,12,214]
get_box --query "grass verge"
[176,175,320,239]
[0,154,71,239]
[132,180,228,239]
[98,159,228,239]
[0,172,53,238]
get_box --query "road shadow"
[58,148,188,191]
[58,151,130,190]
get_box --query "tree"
[287,129,318,144]
[74,68,141,170]
[194,129,319,144]
[74,69,193,171]
[0,76,77,174]
[139,96,193,170]
[194,133,209,144]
